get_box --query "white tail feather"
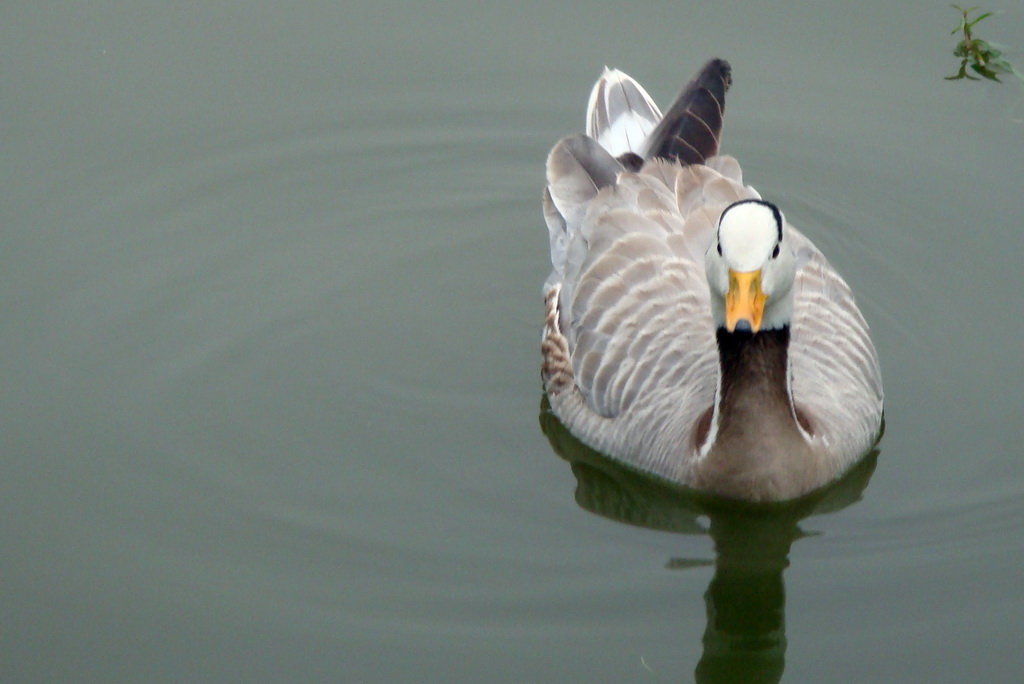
[585,68,663,157]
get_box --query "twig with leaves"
[946,5,1024,82]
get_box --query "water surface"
[2,1,1023,681]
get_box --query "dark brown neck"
[715,327,793,433]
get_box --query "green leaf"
[973,39,1000,57]
[945,60,980,80]
[989,56,1013,71]
[945,62,969,80]
[965,11,994,29]
[970,63,1002,81]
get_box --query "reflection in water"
[540,398,878,683]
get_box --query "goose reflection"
[540,398,879,683]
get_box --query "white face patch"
[717,202,781,272]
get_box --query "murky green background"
[3,2,1023,681]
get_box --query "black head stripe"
[768,202,783,242]
[719,198,784,242]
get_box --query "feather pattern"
[645,58,731,165]
[585,68,663,157]
[541,60,883,501]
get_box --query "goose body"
[541,60,883,501]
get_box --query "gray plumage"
[541,60,883,501]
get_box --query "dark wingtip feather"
[644,58,732,166]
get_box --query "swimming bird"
[541,59,883,501]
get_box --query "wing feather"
[787,231,884,462]
[586,68,663,157]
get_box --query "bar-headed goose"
[541,59,883,501]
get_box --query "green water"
[2,2,1023,681]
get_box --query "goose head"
[705,199,796,334]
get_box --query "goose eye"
[771,244,780,259]
[717,243,723,256]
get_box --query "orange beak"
[725,269,766,333]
